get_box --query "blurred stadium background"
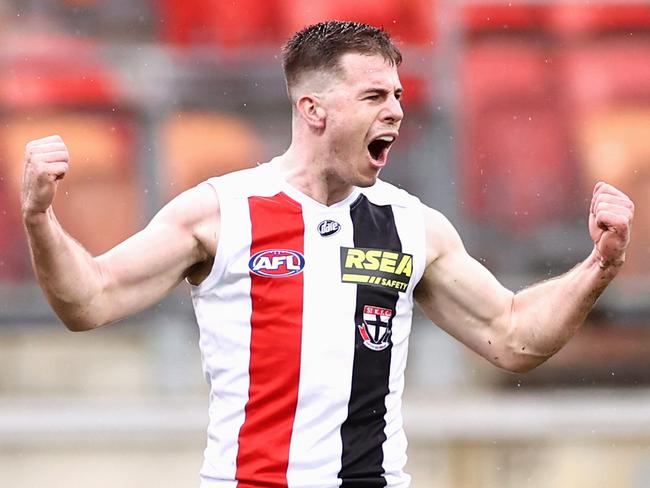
[1,0,650,486]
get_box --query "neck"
[277,143,356,207]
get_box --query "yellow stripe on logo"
[342,274,370,284]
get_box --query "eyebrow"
[360,87,404,97]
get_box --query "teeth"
[376,136,395,142]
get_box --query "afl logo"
[249,249,305,278]
[317,220,341,237]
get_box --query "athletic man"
[21,21,634,488]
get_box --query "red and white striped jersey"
[190,159,426,488]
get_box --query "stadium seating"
[281,0,434,45]
[0,113,141,258]
[0,174,25,280]
[459,40,577,234]
[560,40,650,115]
[560,40,650,278]
[461,4,546,34]
[155,0,287,46]
[548,4,650,36]
[156,0,435,47]
[0,33,140,268]
[159,111,262,198]
[0,34,118,109]
[576,108,650,279]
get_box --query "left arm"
[415,182,634,373]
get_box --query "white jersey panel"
[191,167,283,484]
[286,204,357,488]
[359,183,425,486]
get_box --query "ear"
[296,95,326,129]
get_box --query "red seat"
[560,40,650,115]
[548,4,650,36]
[154,0,287,47]
[0,113,141,261]
[159,111,262,199]
[0,176,27,280]
[460,41,576,233]
[282,0,435,45]
[462,5,546,33]
[0,34,117,109]
[576,108,650,279]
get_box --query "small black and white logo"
[317,219,341,237]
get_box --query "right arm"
[21,135,219,331]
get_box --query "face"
[318,52,404,187]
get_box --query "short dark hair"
[282,20,402,94]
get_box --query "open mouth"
[367,135,396,165]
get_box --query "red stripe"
[236,192,304,487]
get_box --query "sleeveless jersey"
[190,159,426,488]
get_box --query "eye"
[364,94,381,101]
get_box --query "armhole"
[414,200,428,287]
[410,198,428,289]
[188,178,229,297]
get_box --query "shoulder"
[359,178,422,208]
[154,182,219,228]
[421,205,465,268]
[149,182,220,262]
[207,162,280,199]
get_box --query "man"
[21,20,633,488]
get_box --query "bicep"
[91,184,217,325]
[414,209,513,360]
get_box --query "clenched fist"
[589,181,634,269]
[21,135,70,218]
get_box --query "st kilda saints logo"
[358,305,394,351]
[248,249,305,278]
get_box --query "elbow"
[55,306,106,332]
[494,343,551,374]
[62,319,96,332]
[498,356,544,374]
[61,315,102,332]
[495,296,549,373]
[47,292,108,332]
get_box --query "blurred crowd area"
[1,1,650,384]
[1,0,649,387]
[1,2,650,487]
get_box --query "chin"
[355,169,381,188]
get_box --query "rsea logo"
[340,247,413,292]
[249,249,305,278]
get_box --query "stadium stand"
[560,39,650,279]
[548,3,650,36]
[1,113,141,257]
[461,4,546,34]
[155,0,286,46]
[159,110,262,198]
[459,39,577,235]
[0,33,140,261]
[282,0,435,45]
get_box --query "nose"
[380,95,404,124]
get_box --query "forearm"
[505,249,619,370]
[24,208,105,329]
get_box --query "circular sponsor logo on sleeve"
[317,219,341,237]
[248,249,305,277]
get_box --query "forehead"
[337,52,402,91]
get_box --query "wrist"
[22,207,53,228]
[587,247,624,273]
